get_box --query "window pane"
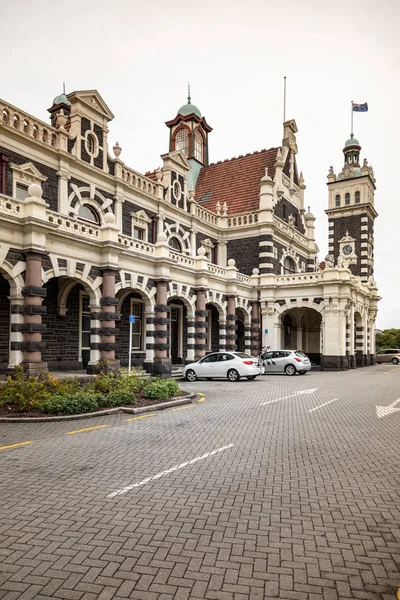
[133,228,144,240]
[175,129,189,155]
[16,184,29,201]
[132,302,142,317]
[78,204,99,223]
[82,316,91,331]
[132,333,141,349]
[82,333,90,348]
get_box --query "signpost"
[264,328,268,349]
[128,315,135,372]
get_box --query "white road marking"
[376,397,400,418]
[108,443,234,498]
[308,399,337,412]
[260,388,318,405]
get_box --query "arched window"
[283,256,296,274]
[345,193,350,205]
[335,194,341,207]
[175,129,189,156]
[355,191,360,203]
[78,204,100,224]
[168,237,182,252]
[194,131,203,162]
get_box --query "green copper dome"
[177,101,201,118]
[53,93,71,107]
[344,134,360,147]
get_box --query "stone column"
[8,294,24,371]
[143,308,155,373]
[21,252,47,375]
[296,327,303,350]
[194,289,207,361]
[250,301,260,357]
[226,296,237,352]
[88,301,101,372]
[190,228,197,257]
[369,318,376,364]
[57,171,71,215]
[363,310,369,366]
[219,319,227,352]
[153,279,171,377]
[218,241,227,267]
[99,269,120,370]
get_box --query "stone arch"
[115,286,153,368]
[43,270,101,314]
[166,284,195,318]
[279,306,323,364]
[205,290,227,319]
[274,298,324,318]
[280,249,300,274]
[163,222,191,255]
[0,260,25,297]
[68,185,114,224]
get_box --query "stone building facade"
[0,89,379,375]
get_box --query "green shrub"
[143,378,180,401]
[117,371,146,394]
[0,366,55,411]
[41,393,104,415]
[98,389,136,408]
[88,371,122,394]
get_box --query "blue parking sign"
[129,315,135,323]
[264,329,268,334]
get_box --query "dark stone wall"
[6,248,25,266]
[0,145,59,212]
[207,304,220,353]
[122,201,156,242]
[227,237,260,275]
[0,275,10,371]
[274,197,305,234]
[42,280,83,369]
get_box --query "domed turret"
[177,101,201,118]
[48,86,71,128]
[343,133,361,166]
[52,93,71,107]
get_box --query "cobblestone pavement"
[0,366,400,599]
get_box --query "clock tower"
[325,134,377,281]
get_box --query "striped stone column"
[355,320,364,367]
[250,301,260,357]
[144,308,155,373]
[194,289,207,361]
[360,216,371,282]
[186,314,196,363]
[258,234,274,274]
[88,301,101,372]
[8,295,24,371]
[225,296,237,352]
[99,269,120,370]
[218,320,226,351]
[21,252,47,375]
[153,279,171,377]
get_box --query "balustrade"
[117,233,155,255]
[47,211,100,239]
[120,166,158,198]
[1,101,59,148]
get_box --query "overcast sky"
[2,0,398,329]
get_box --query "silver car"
[375,349,400,364]
[261,349,311,376]
[183,352,260,382]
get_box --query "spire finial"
[63,81,66,94]
[187,82,191,104]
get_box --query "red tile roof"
[195,147,279,215]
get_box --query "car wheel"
[247,375,257,380]
[285,364,296,376]
[299,371,307,375]
[227,369,240,382]
[392,358,399,365]
[185,369,198,382]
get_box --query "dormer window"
[194,131,203,162]
[78,204,100,224]
[355,191,360,203]
[16,184,29,201]
[283,256,296,274]
[175,129,189,156]
[345,193,350,205]
[335,194,341,207]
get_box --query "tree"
[376,329,400,349]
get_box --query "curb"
[0,393,196,423]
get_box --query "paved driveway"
[0,366,399,599]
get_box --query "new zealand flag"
[352,102,368,112]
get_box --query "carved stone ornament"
[288,214,295,227]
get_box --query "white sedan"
[183,352,260,382]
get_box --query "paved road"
[0,366,399,600]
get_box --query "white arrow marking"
[260,388,318,406]
[309,399,337,412]
[376,397,400,419]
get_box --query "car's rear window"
[295,351,307,357]
[234,352,253,359]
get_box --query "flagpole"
[283,76,286,122]
[351,100,353,136]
